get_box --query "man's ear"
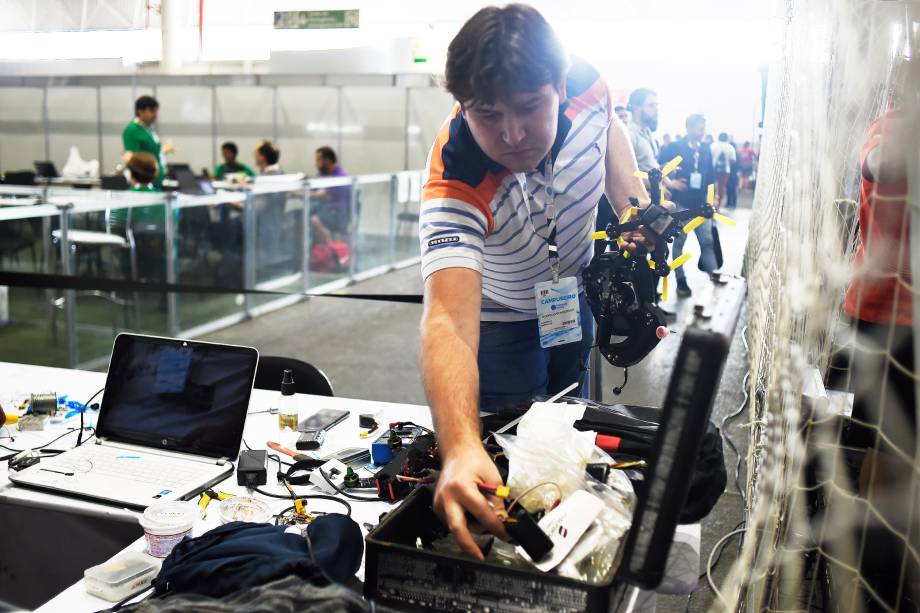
[556,78,567,103]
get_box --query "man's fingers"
[457,486,509,540]
[443,501,485,560]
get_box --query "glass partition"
[0,170,422,369]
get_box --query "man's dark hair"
[444,4,567,107]
[686,114,706,130]
[257,141,280,165]
[126,152,158,184]
[135,95,159,114]
[627,88,656,111]
[221,141,238,156]
[614,105,627,114]
[718,132,729,142]
[315,146,337,165]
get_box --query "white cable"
[707,527,748,605]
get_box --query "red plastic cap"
[656,326,669,339]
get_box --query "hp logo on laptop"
[162,439,168,446]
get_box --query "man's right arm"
[421,267,507,559]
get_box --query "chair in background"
[254,356,334,397]
[50,206,139,337]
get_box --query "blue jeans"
[478,294,595,411]
[672,217,718,281]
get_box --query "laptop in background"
[101,174,130,191]
[33,161,59,179]
[10,334,259,509]
[173,167,215,195]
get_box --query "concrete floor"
[203,192,755,612]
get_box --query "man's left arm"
[604,117,649,217]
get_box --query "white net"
[718,0,920,610]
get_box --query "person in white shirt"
[710,132,736,208]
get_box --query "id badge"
[689,172,703,189]
[534,276,582,349]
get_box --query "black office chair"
[254,356,334,397]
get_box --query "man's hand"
[433,442,509,560]
[668,178,687,192]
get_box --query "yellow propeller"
[661,155,682,177]
[648,253,693,302]
[705,183,738,227]
[634,170,649,180]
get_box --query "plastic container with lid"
[139,501,199,558]
[84,551,160,602]
[217,496,272,524]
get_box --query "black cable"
[251,486,352,516]
[611,367,629,395]
[318,468,382,501]
[77,387,105,447]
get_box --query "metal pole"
[211,85,217,169]
[272,85,279,144]
[302,182,311,293]
[57,203,77,368]
[336,86,343,159]
[388,174,398,267]
[404,87,411,171]
[96,85,104,168]
[348,177,358,278]
[164,193,178,336]
[42,85,50,162]
[243,189,256,318]
[590,339,603,402]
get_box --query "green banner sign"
[274,10,360,30]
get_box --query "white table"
[0,361,430,611]
[0,362,699,612]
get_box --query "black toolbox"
[364,274,745,612]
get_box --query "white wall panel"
[157,86,213,173]
[407,87,455,170]
[0,88,44,172]
[215,86,274,173]
[340,86,406,175]
[277,86,338,177]
[47,86,99,169]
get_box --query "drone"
[583,156,735,369]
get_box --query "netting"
[718,0,920,611]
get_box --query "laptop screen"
[96,334,259,459]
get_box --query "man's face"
[137,107,158,125]
[615,108,630,124]
[222,148,235,164]
[463,82,563,173]
[687,120,706,142]
[315,152,331,175]
[639,94,659,132]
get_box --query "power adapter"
[237,450,267,487]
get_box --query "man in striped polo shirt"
[419,4,649,556]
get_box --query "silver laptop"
[11,333,259,510]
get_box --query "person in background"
[122,95,173,189]
[213,142,255,180]
[725,136,740,209]
[738,140,755,191]
[661,133,672,147]
[841,107,916,613]
[659,114,718,297]
[614,104,630,125]
[254,140,282,175]
[702,133,714,147]
[710,132,736,208]
[310,146,351,245]
[125,152,158,192]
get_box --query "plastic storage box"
[84,551,160,602]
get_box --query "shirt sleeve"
[419,173,490,280]
[122,124,141,152]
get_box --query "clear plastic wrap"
[494,429,635,584]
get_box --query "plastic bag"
[495,430,635,584]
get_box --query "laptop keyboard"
[49,446,208,488]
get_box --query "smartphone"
[299,408,349,432]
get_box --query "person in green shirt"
[122,95,170,189]
[212,141,255,180]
